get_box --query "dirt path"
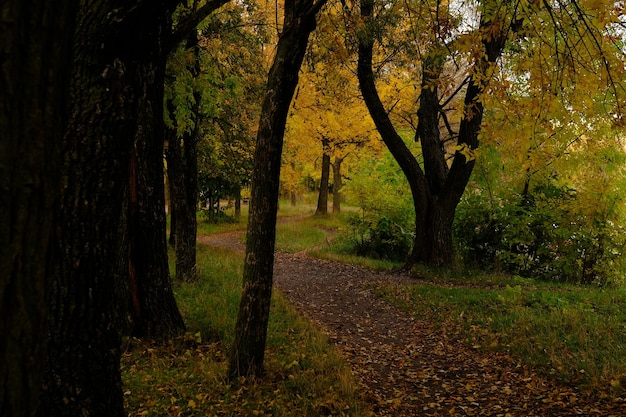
[198,232,626,416]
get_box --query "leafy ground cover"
[121,243,368,416]
[372,268,626,396]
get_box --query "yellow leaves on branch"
[455,143,480,162]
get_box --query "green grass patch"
[373,272,626,395]
[123,243,366,416]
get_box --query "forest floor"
[198,231,626,416]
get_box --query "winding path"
[199,231,626,416]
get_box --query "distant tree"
[228,0,328,379]
[0,1,77,415]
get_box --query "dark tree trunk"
[167,166,177,246]
[0,2,76,415]
[38,2,150,415]
[315,144,331,215]
[235,186,242,217]
[126,3,185,338]
[228,0,327,379]
[332,156,344,213]
[357,0,509,267]
[165,32,200,282]
[39,1,184,414]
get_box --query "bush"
[339,154,415,263]
[345,212,414,262]
[454,183,626,286]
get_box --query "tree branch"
[169,0,231,53]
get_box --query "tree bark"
[315,141,331,215]
[332,156,344,213]
[0,1,76,415]
[228,0,327,379]
[39,1,182,414]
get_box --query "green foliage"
[123,243,367,416]
[374,276,626,393]
[454,181,626,286]
[339,153,415,263]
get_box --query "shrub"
[454,183,626,286]
[339,154,415,263]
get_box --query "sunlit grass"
[122,242,367,416]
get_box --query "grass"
[139,203,626,412]
[122,236,367,416]
[372,267,626,395]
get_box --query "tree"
[356,0,625,267]
[0,1,77,415]
[129,0,229,333]
[38,1,181,414]
[165,29,202,282]
[229,0,328,379]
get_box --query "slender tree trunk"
[164,32,200,282]
[167,163,177,247]
[228,0,326,379]
[235,185,242,217]
[332,156,344,213]
[316,148,331,215]
[0,2,76,415]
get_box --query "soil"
[198,230,626,416]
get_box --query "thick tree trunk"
[228,0,326,379]
[332,156,344,213]
[39,1,182,414]
[0,2,76,415]
[315,148,331,215]
[39,3,144,415]
[126,3,185,338]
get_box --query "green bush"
[454,183,626,286]
[339,154,415,263]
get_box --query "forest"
[3,0,626,415]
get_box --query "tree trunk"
[228,0,326,379]
[332,156,344,213]
[125,2,185,338]
[164,33,200,282]
[315,146,331,215]
[235,185,242,217]
[167,165,177,247]
[358,0,510,267]
[0,2,76,415]
[39,2,147,414]
[40,2,183,414]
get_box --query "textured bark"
[0,1,76,415]
[39,1,176,415]
[315,144,331,215]
[228,0,327,379]
[332,156,344,213]
[358,0,509,266]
